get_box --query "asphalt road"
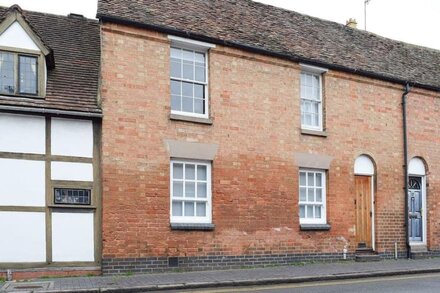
[172,273,440,293]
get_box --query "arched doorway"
[408,157,427,245]
[354,155,375,250]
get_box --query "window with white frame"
[170,160,212,223]
[170,47,208,117]
[299,169,326,224]
[300,71,323,130]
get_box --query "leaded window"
[301,72,322,130]
[299,169,326,224]
[54,188,91,205]
[0,51,38,95]
[171,160,211,223]
[170,47,208,117]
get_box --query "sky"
[1,0,439,50]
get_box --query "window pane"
[315,205,322,218]
[299,205,305,218]
[197,165,207,180]
[182,97,193,112]
[196,202,206,217]
[171,47,181,58]
[316,188,322,202]
[316,173,322,187]
[194,99,204,114]
[307,188,314,202]
[185,164,195,179]
[299,187,307,201]
[173,163,183,179]
[182,49,193,61]
[171,95,181,111]
[173,181,183,197]
[197,182,207,198]
[195,52,205,63]
[171,80,181,95]
[182,82,193,97]
[184,202,195,216]
[19,56,37,94]
[185,182,195,198]
[170,59,181,78]
[183,62,194,80]
[299,172,306,186]
[305,113,312,125]
[172,201,183,216]
[195,65,205,82]
[0,52,15,94]
[312,74,320,88]
[306,205,314,218]
[308,173,314,186]
[194,84,204,99]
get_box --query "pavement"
[2,258,440,292]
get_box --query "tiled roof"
[97,0,440,91]
[0,6,101,115]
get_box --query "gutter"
[97,14,440,93]
[402,83,411,258]
[0,105,103,118]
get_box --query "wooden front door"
[355,176,372,248]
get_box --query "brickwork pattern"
[100,23,440,273]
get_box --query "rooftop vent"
[68,13,84,19]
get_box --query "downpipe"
[402,83,411,259]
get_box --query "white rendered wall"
[51,162,93,181]
[0,113,45,154]
[0,212,46,262]
[0,159,45,206]
[0,21,39,51]
[51,118,93,158]
[52,212,94,262]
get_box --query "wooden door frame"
[408,175,427,247]
[355,174,375,251]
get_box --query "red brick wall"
[100,23,439,261]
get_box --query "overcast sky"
[2,0,439,50]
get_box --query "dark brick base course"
[102,250,440,275]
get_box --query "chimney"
[346,18,358,29]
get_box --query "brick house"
[96,0,440,274]
[0,5,102,279]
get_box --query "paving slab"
[2,258,440,292]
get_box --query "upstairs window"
[170,47,207,117]
[169,36,215,119]
[0,51,38,96]
[300,72,322,130]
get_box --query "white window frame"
[298,169,327,225]
[300,64,327,132]
[170,159,212,224]
[168,36,215,119]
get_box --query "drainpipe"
[402,83,411,259]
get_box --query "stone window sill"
[170,114,213,125]
[301,129,328,137]
[170,223,215,231]
[300,224,331,231]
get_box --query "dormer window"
[0,51,38,96]
[0,6,54,99]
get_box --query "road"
[170,273,440,293]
